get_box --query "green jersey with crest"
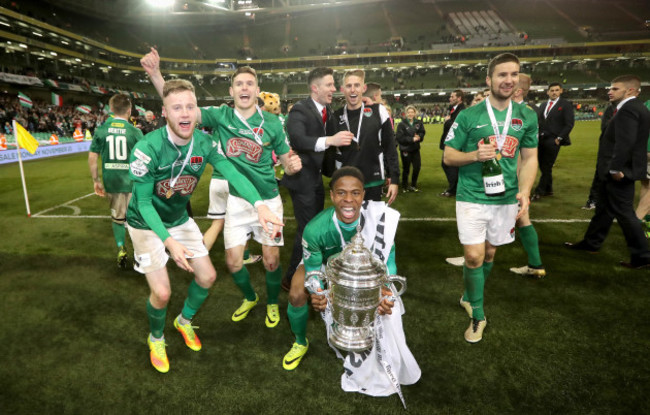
[444,100,538,204]
[89,117,144,193]
[200,106,290,200]
[127,127,262,241]
[302,206,396,274]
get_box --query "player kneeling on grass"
[126,79,282,373]
[284,166,420,397]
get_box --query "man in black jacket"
[281,67,354,289]
[565,75,650,269]
[396,105,425,192]
[533,82,574,199]
[439,89,465,196]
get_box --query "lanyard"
[166,126,194,192]
[332,211,368,251]
[343,102,364,144]
[234,105,265,145]
[484,97,512,151]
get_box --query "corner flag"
[14,121,39,154]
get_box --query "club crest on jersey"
[227,137,263,163]
[253,127,264,138]
[485,135,520,159]
[511,118,523,131]
[363,107,373,117]
[156,175,198,198]
[190,156,203,171]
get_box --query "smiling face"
[486,61,519,101]
[341,75,367,109]
[230,72,260,113]
[312,74,336,106]
[163,89,197,141]
[406,108,416,121]
[330,175,365,224]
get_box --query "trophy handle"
[304,270,327,294]
[387,275,407,297]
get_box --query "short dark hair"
[364,82,382,98]
[452,89,465,99]
[308,67,333,86]
[109,94,132,116]
[329,166,365,189]
[611,74,641,90]
[487,53,520,77]
[547,82,562,90]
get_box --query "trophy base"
[330,324,374,352]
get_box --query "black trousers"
[535,136,561,195]
[583,176,650,263]
[587,168,601,202]
[400,149,421,187]
[285,182,325,282]
[364,185,383,201]
[441,153,458,194]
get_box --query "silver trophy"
[306,227,406,352]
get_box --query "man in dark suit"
[281,67,354,289]
[565,75,650,269]
[439,89,465,196]
[533,82,574,199]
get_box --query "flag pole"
[13,120,31,217]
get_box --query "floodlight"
[146,0,174,7]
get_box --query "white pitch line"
[32,193,95,217]
[31,214,592,223]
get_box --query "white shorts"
[107,192,131,224]
[207,178,229,220]
[128,218,209,274]
[224,194,283,250]
[456,201,518,246]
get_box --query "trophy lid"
[326,226,387,285]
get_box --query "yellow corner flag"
[14,121,39,155]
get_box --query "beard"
[168,121,195,141]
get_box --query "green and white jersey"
[302,206,397,275]
[127,127,262,241]
[200,106,290,200]
[444,100,538,204]
[209,132,225,181]
[89,117,143,193]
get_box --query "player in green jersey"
[141,49,302,329]
[88,94,144,268]
[126,79,282,373]
[283,166,397,370]
[443,53,538,343]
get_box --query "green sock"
[232,267,257,301]
[243,249,250,261]
[463,261,494,300]
[644,214,650,222]
[181,280,210,321]
[112,222,126,248]
[519,225,543,267]
[287,303,308,346]
[266,266,282,304]
[147,299,167,339]
[463,264,485,321]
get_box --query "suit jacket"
[538,97,575,146]
[281,98,334,191]
[596,98,650,181]
[440,103,465,149]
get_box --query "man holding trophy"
[283,166,420,403]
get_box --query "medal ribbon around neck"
[166,125,194,196]
[343,102,364,144]
[484,97,512,152]
[234,105,265,146]
[332,211,374,253]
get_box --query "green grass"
[1,121,649,414]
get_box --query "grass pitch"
[1,121,649,414]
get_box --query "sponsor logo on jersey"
[190,156,203,171]
[130,159,148,177]
[134,149,151,164]
[485,135,520,159]
[110,122,126,128]
[511,118,523,131]
[363,107,373,117]
[155,175,198,198]
[226,137,263,163]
